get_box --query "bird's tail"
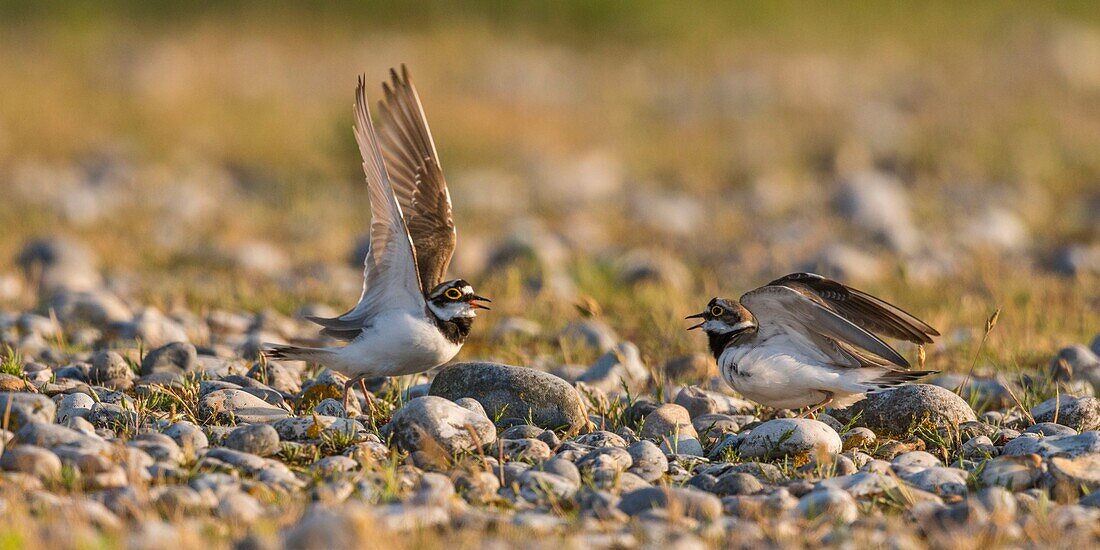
[866,369,939,392]
[262,343,337,364]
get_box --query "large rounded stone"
[57,392,96,423]
[199,389,289,424]
[164,421,208,453]
[89,350,134,387]
[1003,431,1100,459]
[1030,396,1100,432]
[0,393,56,430]
[225,424,280,457]
[272,416,364,442]
[0,444,62,479]
[831,384,976,437]
[640,404,703,456]
[429,362,587,432]
[980,454,1042,490]
[626,440,668,482]
[141,342,198,376]
[797,488,858,523]
[389,396,496,455]
[48,290,132,326]
[1049,454,1100,490]
[674,386,754,417]
[1050,345,1100,393]
[618,486,721,522]
[737,418,841,459]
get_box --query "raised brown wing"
[766,272,939,344]
[377,65,456,294]
[741,284,911,369]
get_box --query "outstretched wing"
[377,65,456,294]
[307,76,425,341]
[765,272,939,344]
[740,284,911,369]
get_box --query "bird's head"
[686,297,756,336]
[427,279,491,321]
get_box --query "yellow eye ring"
[445,288,464,300]
[710,306,725,317]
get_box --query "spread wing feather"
[765,273,939,344]
[307,76,425,340]
[377,65,456,294]
[740,285,911,369]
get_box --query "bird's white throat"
[428,301,478,320]
[705,319,753,333]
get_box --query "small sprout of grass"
[320,424,361,454]
[1053,384,1061,426]
[997,373,1036,426]
[764,428,797,460]
[839,410,864,435]
[491,403,510,425]
[956,307,1001,396]
[57,464,82,493]
[718,444,742,464]
[0,346,23,377]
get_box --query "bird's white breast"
[332,310,461,377]
[718,334,871,410]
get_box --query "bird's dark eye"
[710,306,724,317]
[445,288,463,300]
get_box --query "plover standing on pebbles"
[266,67,490,411]
[686,272,939,417]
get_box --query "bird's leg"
[342,375,365,415]
[358,377,377,420]
[798,392,834,419]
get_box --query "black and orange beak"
[685,312,705,330]
[469,294,492,310]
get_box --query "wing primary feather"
[742,285,911,369]
[375,65,456,293]
[768,272,938,344]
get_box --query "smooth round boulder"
[797,488,859,523]
[980,454,1042,490]
[89,351,135,387]
[140,342,198,376]
[0,444,62,479]
[429,362,588,432]
[389,396,497,455]
[1003,431,1100,458]
[199,389,289,424]
[626,440,668,482]
[618,486,721,522]
[0,393,56,430]
[830,384,977,437]
[57,392,96,423]
[640,403,703,456]
[225,424,280,457]
[1030,396,1100,432]
[1049,454,1100,490]
[737,418,841,459]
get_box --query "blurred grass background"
[0,1,1097,372]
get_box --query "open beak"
[469,295,492,310]
[685,312,705,330]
